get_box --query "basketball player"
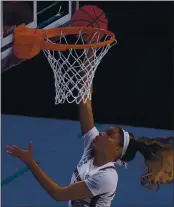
[6,86,174,206]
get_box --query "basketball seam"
[79,8,100,28]
[92,6,108,24]
[71,19,95,30]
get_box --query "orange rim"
[14,24,116,51]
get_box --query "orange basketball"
[71,5,108,42]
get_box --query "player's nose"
[98,132,107,139]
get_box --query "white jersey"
[69,127,118,207]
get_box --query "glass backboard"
[1,0,79,72]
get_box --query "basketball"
[71,5,108,42]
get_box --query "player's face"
[92,127,122,155]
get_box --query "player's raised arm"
[78,47,95,135]
[79,87,95,135]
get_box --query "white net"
[43,29,116,104]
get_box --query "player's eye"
[107,130,113,137]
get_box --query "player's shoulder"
[89,165,118,191]
[99,165,118,177]
[94,165,118,183]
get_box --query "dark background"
[2,1,173,130]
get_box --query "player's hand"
[6,142,34,166]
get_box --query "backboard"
[1,1,79,72]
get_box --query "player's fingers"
[6,151,13,155]
[5,146,15,152]
[6,150,17,157]
[6,146,21,157]
[12,145,21,150]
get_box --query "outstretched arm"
[6,143,116,201]
[28,160,93,201]
[6,143,93,201]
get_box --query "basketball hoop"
[14,24,117,104]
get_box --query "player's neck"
[93,153,113,167]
